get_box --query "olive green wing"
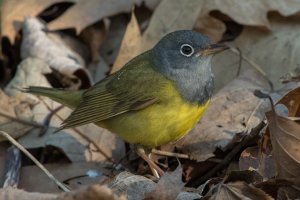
[59,53,165,129]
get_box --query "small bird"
[26,30,227,176]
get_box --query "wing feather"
[59,52,164,130]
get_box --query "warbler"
[26,30,227,174]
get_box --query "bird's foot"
[135,147,164,179]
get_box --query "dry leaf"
[145,165,185,200]
[276,86,300,117]
[194,0,300,41]
[0,90,32,141]
[111,0,208,71]
[0,184,125,200]
[58,184,126,200]
[111,11,141,73]
[5,58,52,98]
[176,69,271,161]
[277,186,300,200]
[18,118,125,163]
[235,13,300,90]
[80,21,107,63]
[239,146,276,179]
[5,56,125,162]
[19,162,109,193]
[141,0,205,50]
[21,17,91,84]
[175,192,202,200]
[47,0,158,33]
[206,181,273,200]
[100,15,130,67]
[0,187,57,200]
[109,172,156,200]
[0,0,75,43]
[266,86,300,184]
[2,58,51,142]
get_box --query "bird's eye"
[180,44,194,57]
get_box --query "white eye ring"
[180,44,194,57]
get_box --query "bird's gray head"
[151,30,227,105]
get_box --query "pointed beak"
[196,43,229,56]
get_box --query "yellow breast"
[98,82,210,148]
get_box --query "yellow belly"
[97,84,210,148]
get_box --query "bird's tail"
[24,87,83,109]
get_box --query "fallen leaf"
[109,172,156,200]
[5,56,125,162]
[47,0,158,33]
[0,184,126,200]
[277,186,300,200]
[108,170,196,200]
[224,170,263,184]
[111,11,141,73]
[206,181,273,200]
[88,55,110,83]
[100,14,130,67]
[0,187,57,200]
[145,165,185,200]
[4,57,52,98]
[141,0,206,50]
[80,21,107,63]
[276,86,300,117]
[176,69,271,161]
[111,0,209,71]
[255,179,293,199]
[176,192,202,200]
[19,162,109,193]
[239,146,276,179]
[266,86,300,184]
[1,0,75,43]
[58,184,126,200]
[21,17,91,85]
[194,0,300,41]
[0,90,33,141]
[235,13,300,90]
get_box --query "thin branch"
[228,46,274,91]
[0,130,70,192]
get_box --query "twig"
[191,121,265,186]
[0,130,70,192]
[2,146,21,188]
[228,46,274,91]
[229,47,266,76]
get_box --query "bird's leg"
[135,146,164,178]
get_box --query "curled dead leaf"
[21,17,91,86]
[266,87,300,186]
